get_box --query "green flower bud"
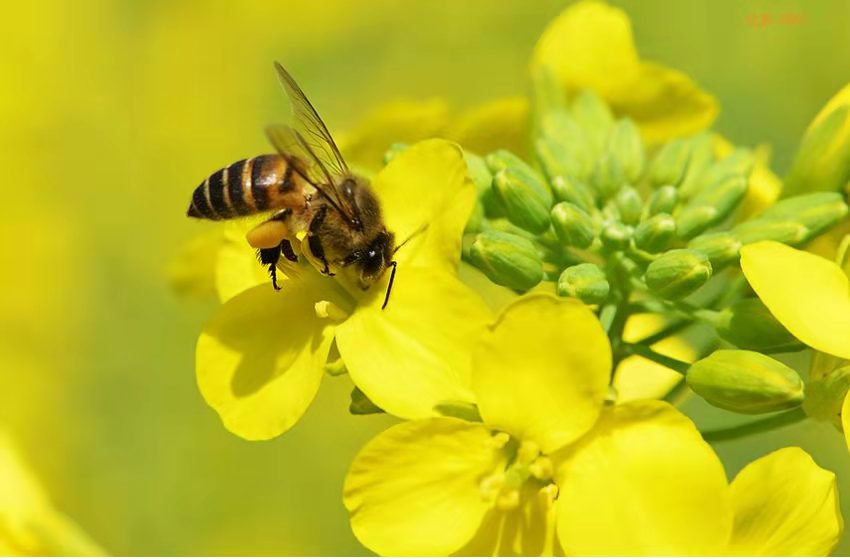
[650,138,691,188]
[551,202,596,249]
[551,175,596,213]
[687,350,804,414]
[601,222,632,251]
[607,119,645,183]
[676,175,748,239]
[647,185,678,216]
[557,263,609,304]
[531,65,566,118]
[570,90,614,156]
[615,187,643,225]
[493,167,553,234]
[759,192,849,239]
[591,153,626,198]
[468,231,544,291]
[714,299,803,353]
[681,148,754,201]
[464,152,493,193]
[687,232,742,268]
[677,132,716,198]
[732,219,808,246]
[645,248,712,300]
[634,213,677,253]
[485,149,532,174]
[784,104,850,197]
[803,366,850,428]
[383,142,409,164]
[537,111,594,179]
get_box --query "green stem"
[663,378,690,407]
[622,343,691,376]
[701,408,807,443]
[634,318,692,347]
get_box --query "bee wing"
[271,62,355,222]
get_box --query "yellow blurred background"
[2,0,850,554]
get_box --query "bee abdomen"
[187,154,301,220]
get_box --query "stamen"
[489,432,511,449]
[479,473,505,502]
[529,456,554,481]
[496,489,520,511]
[314,300,349,321]
[538,484,559,508]
[517,440,540,465]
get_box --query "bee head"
[356,230,395,289]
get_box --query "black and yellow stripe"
[187,154,302,220]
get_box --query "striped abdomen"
[187,154,307,220]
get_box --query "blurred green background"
[2,0,850,555]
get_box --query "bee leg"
[308,205,334,276]
[257,246,282,290]
[280,239,298,262]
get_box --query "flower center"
[479,434,559,511]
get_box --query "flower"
[0,430,105,556]
[343,295,842,555]
[195,140,491,440]
[531,0,717,143]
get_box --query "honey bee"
[187,62,400,308]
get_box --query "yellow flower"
[531,0,717,143]
[0,431,105,556]
[344,295,841,555]
[196,140,491,440]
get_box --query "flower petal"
[337,99,450,174]
[555,401,732,556]
[336,268,489,419]
[196,272,342,440]
[215,220,271,302]
[531,0,716,143]
[843,391,850,452]
[372,139,476,272]
[167,230,224,299]
[473,295,611,453]
[446,96,530,158]
[343,418,504,556]
[727,447,842,556]
[740,241,850,359]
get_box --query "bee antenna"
[393,223,429,255]
[381,261,398,310]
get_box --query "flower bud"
[493,167,553,234]
[468,231,544,291]
[714,299,803,353]
[535,137,584,182]
[600,222,632,251]
[732,219,808,246]
[557,263,609,304]
[784,104,850,197]
[677,132,715,197]
[465,152,494,193]
[759,192,849,239]
[551,176,596,213]
[803,366,850,429]
[649,138,691,188]
[615,187,643,225]
[676,175,748,239]
[591,153,626,198]
[634,213,677,253]
[681,148,753,201]
[647,185,678,216]
[687,350,804,414]
[571,90,614,156]
[687,232,742,268]
[607,118,644,183]
[537,111,594,179]
[551,202,596,249]
[645,248,712,300]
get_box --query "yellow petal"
[343,418,504,556]
[372,139,475,272]
[609,62,718,144]
[336,268,489,419]
[531,1,640,100]
[196,273,343,440]
[473,295,611,453]
[555,401,732,556]
[215,220,271,302]
[167,230,224,299]
[613,313,696,402]
[337,99,450,174]
[531,1,716,143]
[446,96,530,158]
[740,241,850,359]
[728,447,842,556]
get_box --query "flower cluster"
[176,0,850,555]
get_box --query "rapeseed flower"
[343,295,841,555]
[196,140,491,440]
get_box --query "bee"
[187,62,400,308]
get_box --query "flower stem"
[622,343,690,376]
[701,408,807,443]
